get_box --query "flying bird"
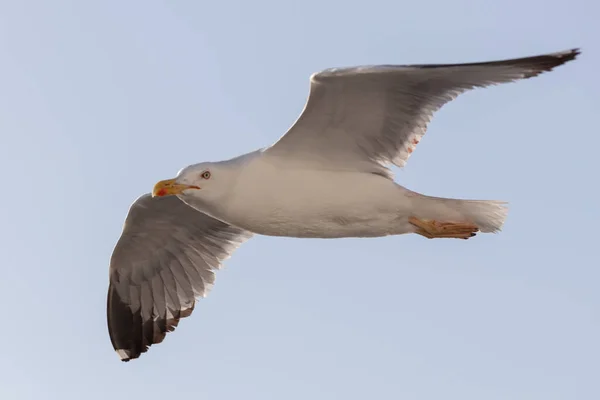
[107,48,580,361]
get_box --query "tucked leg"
[409,217,479,240]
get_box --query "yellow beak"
[152,179,200,197]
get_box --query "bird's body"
[180,150,502,239]
[237,167,414,238]
[107,48,580,361]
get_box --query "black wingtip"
[521,48,581,76]
[548,48,581,66]
[107,282,196,362]
[414,47,581,75]
[107,282,155,362]
[107,283,145,361]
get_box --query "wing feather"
[107,194,252,361]
[266,48,580,177]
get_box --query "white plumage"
[107,48,579,361]
[176,152,507,238]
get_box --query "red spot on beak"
[156,188,167,197]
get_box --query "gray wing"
[107,194,252,361]
[266,48,580,178]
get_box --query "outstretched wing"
[107,194,252,361]
[266,49,579,178]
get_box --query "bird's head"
[152,162,224,201]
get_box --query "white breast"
[220,156,411,238]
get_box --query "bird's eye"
[201,171,211,179]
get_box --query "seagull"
[107,48,579,361]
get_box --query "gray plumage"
[108,194,251,361]
[107,48,579,361]
[267,48,580,178]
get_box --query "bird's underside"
[107,48,580,361]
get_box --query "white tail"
[418,196,509,233]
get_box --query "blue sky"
[0,1,598,399]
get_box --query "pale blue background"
[0,1,597,399]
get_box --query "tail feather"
[419,196,508,233]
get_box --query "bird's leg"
[408,217,479,240]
